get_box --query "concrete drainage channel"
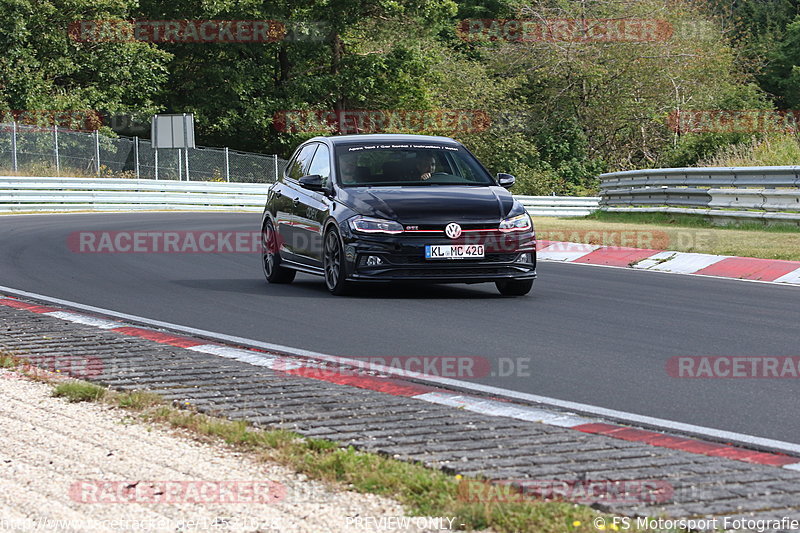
[2,296,800,530]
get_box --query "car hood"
[341,186,515,225]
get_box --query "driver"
[413,153,437,181]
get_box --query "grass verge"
[32,375,686,532]
[584,211,800,232]
[0,350,20,369]
[52,381,107,402]
[534,212,800,261]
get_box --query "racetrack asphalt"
[1,212,798,444]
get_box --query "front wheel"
[262,221,296,284]
[323,229,351,295]
[495,279,533,296]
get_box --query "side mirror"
[497,173,516,189]
[299,174,324,191]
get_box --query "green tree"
[0,0,170,122]
[133,0,456,155]
[761,16,800,108]
[704,0,800,107]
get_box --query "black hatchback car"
[261,134,536,295]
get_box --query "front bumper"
[341,229,537,283]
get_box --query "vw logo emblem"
[444,223,462,239]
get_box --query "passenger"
[338,153,368,184]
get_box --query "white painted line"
[45,311,122,329]
[416,392,593,427]
[782,463,800,471]
[637,252,727,274]
[537,242,599,262]
[3,284,800,458]
[188,344,280,367]
[774,267,800,285]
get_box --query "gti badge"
[445,223,462,239]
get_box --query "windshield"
[334,142,494,187]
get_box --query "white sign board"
[151,114,195,149]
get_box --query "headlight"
[499,213,532,232]
[348,216,404,234]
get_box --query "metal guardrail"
[599,166,800,222]
[516,195,600,217]
[0,177,601,216]
[0,177,268,212]
[600,166,800,190]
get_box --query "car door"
[277,143,318,261]
[293,143,332,265]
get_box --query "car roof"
[308,134,462,146]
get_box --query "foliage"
[52,381,106,402]
[697,133,800,167]
[3,0,795,193]
[760,15,800,108]
[0,0,170,120]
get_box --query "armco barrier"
[0,177,267,212]
[599,166,800,223]
[0,176,601,217]
[515,195,600,217]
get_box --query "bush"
[698,134,800,166]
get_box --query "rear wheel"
[323,229,351,295]
[262,220,296,284]
[495,279,533,296]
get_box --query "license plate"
[425,244,485,260]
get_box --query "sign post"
[151,114,196,181]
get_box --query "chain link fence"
[0,122,287,183]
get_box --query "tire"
[262,220,296,284]
[323,228,351,295]
[495,279,534,296]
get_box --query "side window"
[286,143,318,181]
[307,144,331,188]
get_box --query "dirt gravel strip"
[0,370,448,533]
